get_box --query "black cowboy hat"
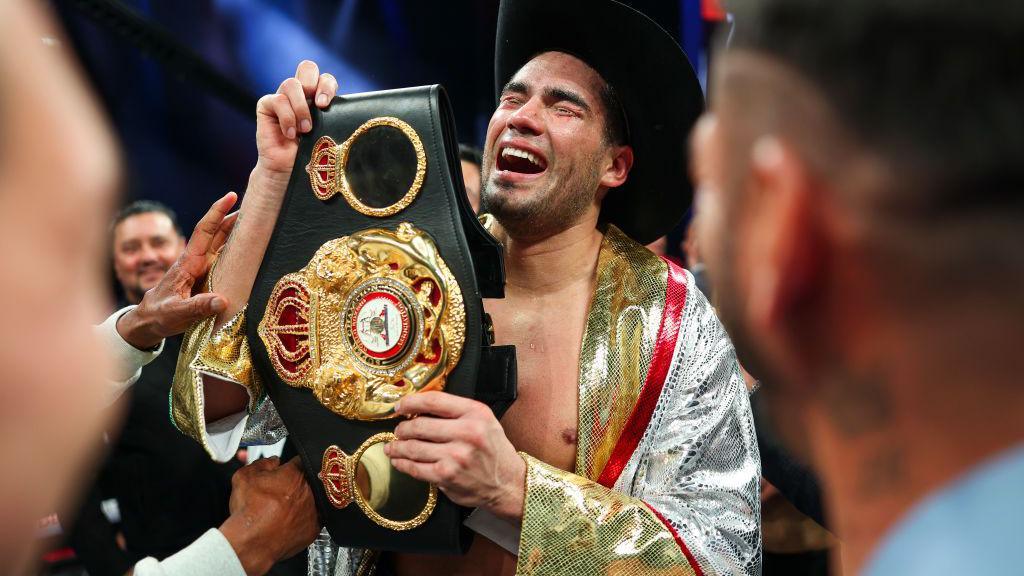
[494,0,705,245]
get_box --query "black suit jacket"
[69,334,242,570]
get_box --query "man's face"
[112,212,184,303]
[480,51,623,239]
[691,54,828,460]
[691,112,762,371]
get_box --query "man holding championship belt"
[171,0,760,574]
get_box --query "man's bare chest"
[483,296,588,472]
[391,297,590,576]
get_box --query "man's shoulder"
[601,225,678,294]
[865,444,1024,576]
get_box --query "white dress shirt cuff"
[133,528,245,576]
[95,305,164,402]
[206,410,249,463]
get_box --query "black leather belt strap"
[245,86,515,554]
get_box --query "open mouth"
[496,144,548,175]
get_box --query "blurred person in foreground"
[169,0,761,574]
[693,0,1024,573]
[0,3,319,574]
[0,1,120,570]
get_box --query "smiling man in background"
[112,201,187,305]
[69,199,246,571]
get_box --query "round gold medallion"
[342,278,423,374]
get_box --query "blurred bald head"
[716,0,1024,300]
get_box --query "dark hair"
[599,80,629,146]
[458,144,483,168]
[111,200,182,236]
[727,0,1024,216]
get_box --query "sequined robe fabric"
[170,227,761,575]
[515,228,761,575]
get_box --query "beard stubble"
[481,149,605,240]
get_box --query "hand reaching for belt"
[115,191,239,350]
[220,456,322,576]
[384,391,527,523]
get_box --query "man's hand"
[255,60,338,178]
[197,61,339,422]
[219,457,321,576]
[384,391,527,523]
[209,61,337,316]
[116,192,238,350]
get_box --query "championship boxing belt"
[244,86,516,554]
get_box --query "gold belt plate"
[257,223,466,420]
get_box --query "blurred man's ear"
[744,136,825,338]
[600,144,634,190]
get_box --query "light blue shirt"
[864,443,1024,575]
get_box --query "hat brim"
[494,0,705,245]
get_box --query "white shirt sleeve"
[132,528,246,576]
[94,305,165,404]
[206,410,250,463]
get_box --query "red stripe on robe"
[596,259,688,488]
[644,501,706,576]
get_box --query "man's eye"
[502,96,523,106]
[554,106,577,117]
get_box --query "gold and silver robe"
[171,226,761,575]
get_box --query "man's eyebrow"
[501,80,529,95]
[545,87,591,113]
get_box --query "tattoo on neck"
[857,445,905,498]
[822,367,892,438]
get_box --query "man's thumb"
[184,293,228,319]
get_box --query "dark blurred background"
[52,0,715,234]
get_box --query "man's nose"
[506,97,544,136]
[138,245,158,264]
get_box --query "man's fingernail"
[393,401,401,413]
[211,299,226,313]
[300,119,312,133]
[316,93,328,107]
[286,127,296,139]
